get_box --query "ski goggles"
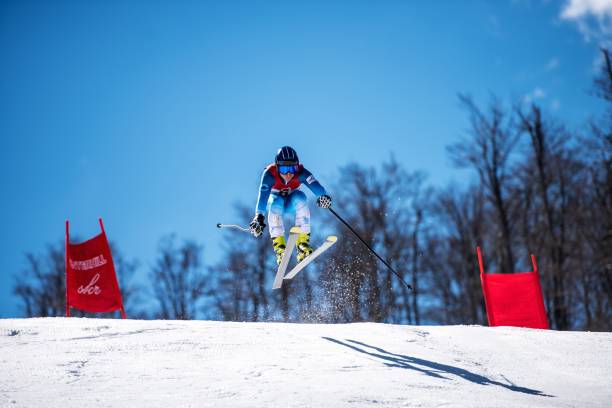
[278,164,298,174]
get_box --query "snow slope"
[0,318,610,408]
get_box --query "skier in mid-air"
[249,146,332,265]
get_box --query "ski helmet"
[275,146,299,166]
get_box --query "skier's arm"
[299,167,327,197]
[255,168,275,215]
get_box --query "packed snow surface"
[0,318,610,407]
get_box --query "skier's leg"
[268,194,286,237]
[288,191,313,262]
[268,194,287,264]
[289,190,311,233]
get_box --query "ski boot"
[272,236,286,265]
[296,233,313,263]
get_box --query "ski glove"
[249,214,266,237]
[317,194,332,209]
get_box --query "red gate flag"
[477,247,548,329]
[65,219,126,318]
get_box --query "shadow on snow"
[322,337,553,398]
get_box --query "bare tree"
[13,242,65,317]
[516,105,577,329]
[448,95,520,274]
[320,163,374,322]
[593,48,612,102]
[583,126,612,329]
[425,184,486,325]
[407,172,431,325]
[150,235,208,320]
[575,47,612,330]
[320,158,427,323]
[211,245,251,321]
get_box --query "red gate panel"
[65,219,126,318]
[477,247,548,329]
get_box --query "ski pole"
[216,223,251,233]
[328,207,413,290]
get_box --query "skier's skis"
[272,227,301,290]
[283,235,337,281]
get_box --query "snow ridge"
[1,318,610,407]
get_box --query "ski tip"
[327,236,338,242]
[216,223,222,228]
[290,226,302,234]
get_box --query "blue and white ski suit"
[255,163,327,238]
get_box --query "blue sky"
[0,0,609,317]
